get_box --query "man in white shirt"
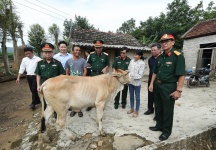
[16,46,42,110]
[53,41,73,69]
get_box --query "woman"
[127,50,145,117]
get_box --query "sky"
[10,0,214,46]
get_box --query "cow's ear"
[112,72,121,77]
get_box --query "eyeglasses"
[120,52,126,54]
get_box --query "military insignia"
[166,62,172,64]
[40,65,45,67]
[117,62,121,63]
[162,34,168,38]
[167,52,171,57]
[52,64,57,66]
[174,50,181,56]
[126,62,129,64]
[103,52,108,56]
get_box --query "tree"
[203,1,216,19]
[116,18,136,34]
[0,0,12,75]
[17,23,25,46]
[28,24,46,57]
[48,23,60,53]
[63,15,96,39]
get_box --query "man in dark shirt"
[144,43,161,116]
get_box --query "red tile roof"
[70,29,150,50]
[182,18,216,39]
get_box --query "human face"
[134,53,141,61]
[59,43,67,54]
[160,39,175,52]
[72,46,81,57]
[95,46,102,54]
[120,50,127,58]
[43,51,53,60]
[85,51,89,57]
[24,51,34,59]
[151,46,160,57]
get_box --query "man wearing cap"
[35,43,65,112]
[148,30,185,141]
[16,46,42,110]
[53,41,73,69]
[112,47,131,109]
[86,40,110,111]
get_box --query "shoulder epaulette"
[103,52,108,56]
[90,51,95,54]
[174,50,181,56]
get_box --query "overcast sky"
[10,0,213,46]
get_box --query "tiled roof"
[182,18,216,39]
[70,29,150,50]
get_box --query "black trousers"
[86,68,91,76]
[148,81,154,111]
[27,75,40,105]
[114,84,128,106]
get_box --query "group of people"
[16,30,185,141]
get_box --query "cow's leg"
[96,102,106,136]
[55,104,68,129]
[41,105,54,143]
[41,105,55,133]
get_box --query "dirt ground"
[0,78,41,150]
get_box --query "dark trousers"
[27,75,40,105]
[114,84,128,106]
[86,68,91,76]
[148,81,154,111]
[154,81,177,136]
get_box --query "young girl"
[127,50,145,117]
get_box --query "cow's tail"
[38,81,47,133]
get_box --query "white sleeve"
[18,58,25,74]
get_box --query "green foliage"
[63,15,96,38]
[117,0,216,49]
[28,24,46,56]
[48,23,60,53]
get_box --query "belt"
[156,79,167,84]
[27,75,36,77]
[92,70,101,74]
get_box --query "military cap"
[159,30,176,42]
[40,43,54,52]
[93,40,104,47]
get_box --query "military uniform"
[112,56,131,108]
[153,48,185,137]
[35,58,65,84]
[87,51,109,76]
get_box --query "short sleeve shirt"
[64,57,88,76]
[35,58,65,84]
[87,52,109,72]
[153,48,185,82]
[112,56,131,71]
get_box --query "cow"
[38,69,130,141]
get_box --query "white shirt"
[18,55,42,75]
[53,52,73,69]
[128,59,145,86]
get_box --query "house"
[181,18,216,77]
[70,29,151,74]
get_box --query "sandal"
[132,111,138,117]
[70,111,77,117]
[78,111,83,117]
[127,109,134,114]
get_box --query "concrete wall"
[182,34,216,70]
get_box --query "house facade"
[70,29,151,74]
[182,18,216,77]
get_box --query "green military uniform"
[112,56,131,107]
[35,58,65,84]
[153,48,185,137]
[87,51,110,76]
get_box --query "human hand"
[102,68,107,74]
[16,78,20,84]
[148,84,153,92]
[37,86,41,92]
[170,91,181,100]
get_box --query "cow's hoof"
[41,134,50,143]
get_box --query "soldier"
[35,43,65,114]
[86,40,110,111]
[148,30,185,141]
[112,47,131,109]
[16,46,42,110]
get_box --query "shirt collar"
[43,58,55,63]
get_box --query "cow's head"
[112,69,131,84]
